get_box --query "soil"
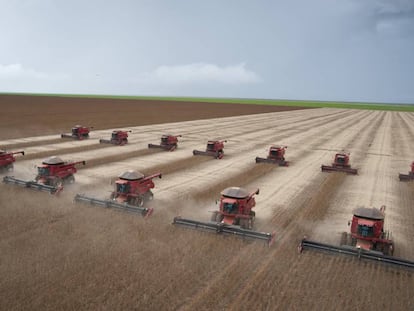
[0,94,413,310]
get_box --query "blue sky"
[1,0,413,103]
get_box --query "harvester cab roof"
[118,170,144,180]
[221,186,252,199]
[42,156,65,165]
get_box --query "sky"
[1,0,413,103]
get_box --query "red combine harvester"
[99,130,131,146]
[193,140,227,159]
[61,125,92,140]
[74,170,162,217]
[299,206,414,269]
[3,156,86,194]
[399,161,414,181]
[0,149,24,172]
[148,134,182,151]
[173,187,275,245]
[321,152,358,175]
[255,145,289,166]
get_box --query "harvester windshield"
[37,167,50,176]
[337,155,346,164]
[270,149,279,156]
[223,202,238,214]
[111,132,118,140]
[357,220,375,237]
[161,136,168,143]
[116,182,130,194]
[72,128,79,135]
[207,143,215,151]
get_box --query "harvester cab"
[255,145,289,166]
[173,187,275,245]
[148,134,182,151]
[343,206,394,255]
[212,187,259,229]
[3,156,86,194]
[398,161,414,181]
[321,152,358,175]
[193,140,227,159]
[0,149,25,172]
[74,170,162,217]
[99,130,131,145]
[61,125,92,140]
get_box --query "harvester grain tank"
[74,170,162,216]
[193,140,227,159]
[255,145,289,166]
[148,134,182,151]
[61,125,92,140]
[321,152,358,175]
[398,161,414,181]
[3,156,86,194]
[299,206,414,268]
[99,130,131,145]
[173,187,275,245]
[0,149,24,172]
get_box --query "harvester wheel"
[215,212,224,223]
[240,219,247,229]
[132,196,144,207]
[146,191,154,201]
[66,175,75,184]
[340,232,347,245]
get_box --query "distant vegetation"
[2,92,414,112]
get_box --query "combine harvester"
[398,161,414,181]
[173,187,275,245]
[3,156,85,195]
[255,145,289,166]
[299,206,414,269]
[74,170,161,217]
[321,152,358,175]
[193,140,227,159]
[61,125,92,140]
[99,130,131,146]
[0,149,24,172]
[148,134,182,151]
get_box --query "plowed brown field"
[0,95,413,310]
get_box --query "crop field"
[0,94,413,310]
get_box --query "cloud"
[0,63,49,79]
[136,63,261,86]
